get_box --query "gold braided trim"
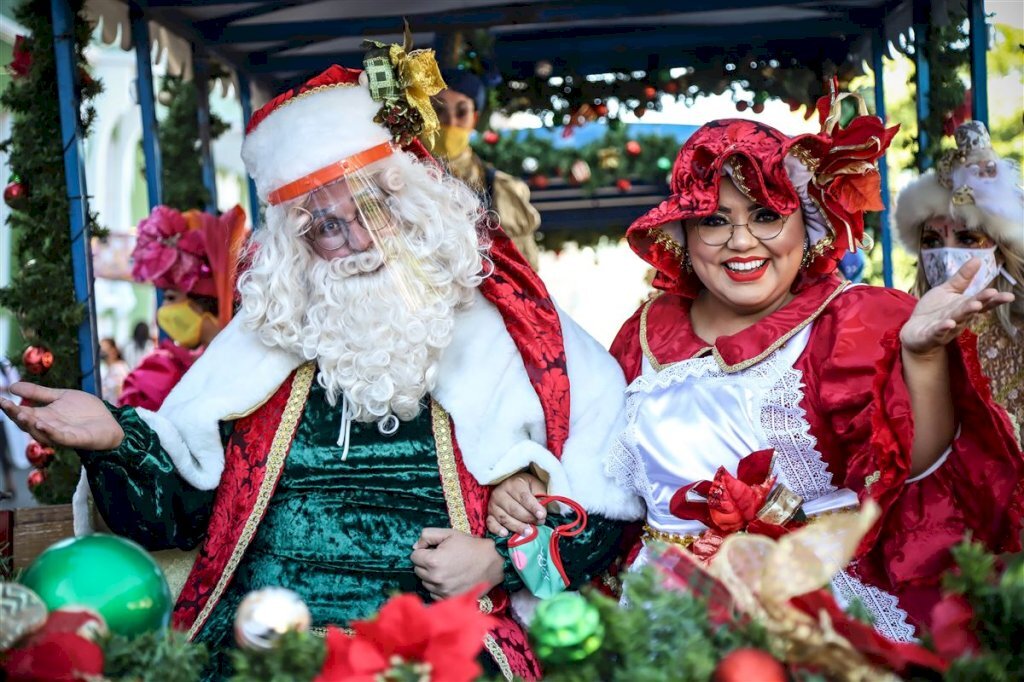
[484,634,515,681]
[431,400,471,534]
[279,82,359,112]
[643,506,860,549]
[712,279,850,374]
[187,362,315,641]
[309,625,354,637]
[430,399,507,673]
[643,524,697,549]
[639,292,666,372]
[727,156,755,201]
[653,229,685,258]
[787,143,821,172]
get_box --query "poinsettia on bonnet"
[132,206,211,295]
[315,588,496,682]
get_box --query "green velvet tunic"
[82,380,626,680]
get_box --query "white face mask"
[920,246,1006,297]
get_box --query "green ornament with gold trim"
[529,592,604,665]
[20,534,171,637]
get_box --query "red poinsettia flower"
[670,448,776,533]
[2,632,104,681]
[930,594,982,659]
[131,205,208,293]
[10,36,31,78]
[316,588,496,682]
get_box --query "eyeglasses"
[694,208,789,247]
[302,193,393,252]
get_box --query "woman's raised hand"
[0,382,124,451]
[901,258,1015,355]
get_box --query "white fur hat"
[241,66,393,203]
[894,122,1023,254]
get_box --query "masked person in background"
[895,121,1024,441]
[425,69,543,270]
[118,205,248,411]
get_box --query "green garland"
[907,3,970,169]
[156,72,230,211]
[0,0,105,505]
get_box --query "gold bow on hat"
[389,23,446,139]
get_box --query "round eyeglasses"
[695,208,789,247]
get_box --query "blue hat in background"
[441,68,487,113]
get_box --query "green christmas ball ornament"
[657,156,673,171]
[20,534,172,637]
[529,592,604,665]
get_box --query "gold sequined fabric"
[971,312,1024,443]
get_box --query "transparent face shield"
[277,155,445,310]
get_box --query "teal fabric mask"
[507,495,588,599]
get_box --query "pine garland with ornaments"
[2,531,1019,680]
[472,125,680,194]
[492,56,852,124]
[0,0,106,504]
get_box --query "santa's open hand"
[0,382,124,451]
[901,258,1015,356]
[410,528,504,600]
[486,471,547,537]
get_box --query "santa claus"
[1,52,640,680]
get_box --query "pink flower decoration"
[131,206,208,293]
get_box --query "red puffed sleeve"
[117,341,201,411]
[610,305,645,383]
[799,286,1024,627]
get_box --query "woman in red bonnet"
[490,90,1024,642]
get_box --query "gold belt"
[643,506,859,549]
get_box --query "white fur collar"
[101,290,640,520]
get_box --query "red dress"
[610,274,1024,631]
[118,340,202,412]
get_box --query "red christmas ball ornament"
[664,81,679,95]
[633,106,647,119]
[27,469,46,489]
[625,140,642,157]
[4,181,28,210]
[752,102,765,114]
[735,101,749,112]
[483,130,500,145]
[643,85,658,100]
[594,103,609,117]
[22,346,54,375]
[616,178,632,193]
[25,442,55,468]
[530,175,550,190]
[714,648,787,682]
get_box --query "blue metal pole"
[193,48,219,214]
[131,7,162,209]
[873,28,894,289]
[237,72,261,228]
[913,0,931,170]
[50,0,100,395]
[968,0,989,127]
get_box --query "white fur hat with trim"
[895,121,1023,254]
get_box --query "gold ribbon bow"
[388,23,446,140]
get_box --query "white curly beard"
[297,254,465,422]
